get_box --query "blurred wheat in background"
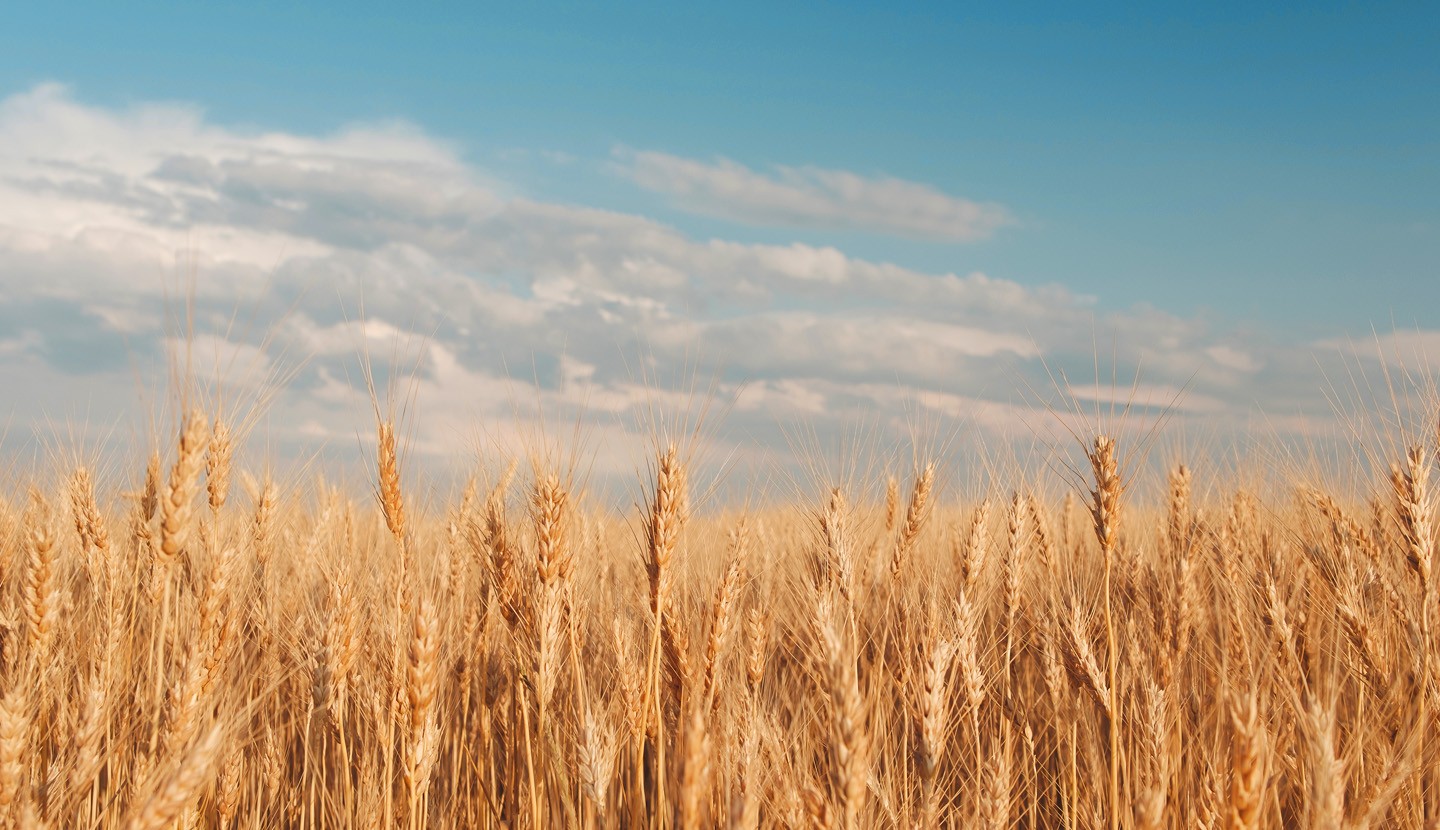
[1,344,1438,830]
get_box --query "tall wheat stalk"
[1086,435,1123,830]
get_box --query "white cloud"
[0,83,1414,491]
[1205,344,1262,373]
[620,149,1012,241]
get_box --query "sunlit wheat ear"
[662,614,693,710]
[701,544,744,709]
[444,513,466,601]
[159,408,209,565]
[127,723,224,830]
[69,671,108,795]
[640,447,680,816]
[259,725,283,803]
[646,444,687,618]
[131,452,162,562]
[884,475,898,532]
[820,487,852,594]
[1087,436,1123,557]
[801,785,832,830]
[1305,487,1380,564]
[251,477,277,568]
[954,593,986,716]
[730,718,764,830]
[578,710,618,817]
[202,553,240,694]
[207,416,234,512]
[891,462,935,577]
[1135,677,1170,828]
[481,466,516,579]
[405,596,440,818]
[162,545,237,757]
[319,577,359,726]
[1305,699,1345,830]
[1167,463,1193,555]
[531,470,571,589]
[68,466,110,560]
[1006,490,1029,569]
[141,451,161,521]
[1262,573,1300,678]
[215,748,244,829]
[980,725,1012,830]
[611,622,648,744]
[529,468,570,726]
[1040,625,1067,720]
[377,419,406,546]
[1228,695,1265,830]
[1003,491,1029,675]
[1391,445,1434,586]
[815,597,866,830]
[959,498,991,595]
[22,490,58,659]
[678,704,712,830]
[0,682,29,809]
[745,608,769,700]
[1059,605,1110,717]
[1028,492,1054,576]
[917,629,955,828]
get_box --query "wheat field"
[0,386,1436,829]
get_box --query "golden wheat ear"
[377,419,406,546]
[159,409,209,567]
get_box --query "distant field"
[1,384,1436,829]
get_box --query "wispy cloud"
[619,149,1012,241]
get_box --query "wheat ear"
[159,408,209,565]
[206,416,233,512]
[1228,695,1265,830]
[891,462,935,577]
[817,597,866,830]
[127,724,224,830]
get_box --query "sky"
[0,3,1435,497]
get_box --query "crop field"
[0,1,1431,827]
[0,374,1436,830]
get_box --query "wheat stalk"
[1086,434,1123,830]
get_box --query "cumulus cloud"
[0,83,1417,494]
[620,149,1012,241]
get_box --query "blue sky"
[0,3,1435,483]
[5,2,1435,327]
